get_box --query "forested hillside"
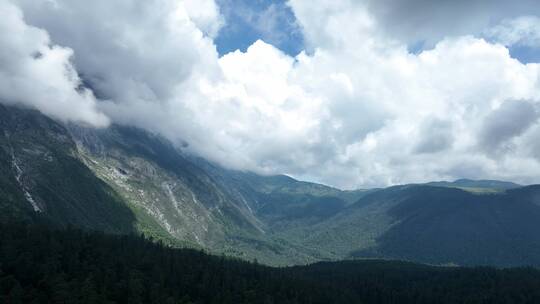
[1,222,540,304]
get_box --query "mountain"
[352,185,540,266]
[0,104,134,233]
[293,185,540,266]
[1,104,341,265]
[194,161,371,231]
[67,123,352,264]
[2,104,540,267]
[426,179,521,193]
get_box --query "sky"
[2,0,540,189]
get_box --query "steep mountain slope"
[68,124,331,264]
[0,104,134,233]
[70,125,260,245]
[195,161,371,231]
[0,104,345,265]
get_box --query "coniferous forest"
[1,222,540,304]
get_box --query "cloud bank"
[3,0,540,188]
[0,0,108,126]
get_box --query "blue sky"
[214,0,304,56]
[507,46,540,64]
[215,0,539,64]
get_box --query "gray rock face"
[0,104,135,233]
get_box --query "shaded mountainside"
[356,185,540,266]
[0,104,134,234]
[2,104,540,267]
[194,161,371,231]
[2,223,540,304]
[305,185,540,267]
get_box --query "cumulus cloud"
[414,119,454,154]
[5,0,540,188]
[362,0,540,47]
[0,0,108,126]
[524,124,540,162]
[15,0,226,147]
[16,0,220,105]
[485,16,540,48]
[184,0,224,38]
[478,100,539,153]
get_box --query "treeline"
[1,222,540,304]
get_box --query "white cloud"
[15,0,224,143]
[0,0,108,126]
[193,32,540,188]
[301,4,540,188]
[6,0,540,188]
[183,0,224,38]
[485,16,540,48]
[350,0,540,47]
[199,2,540,188]
[478,100,539,153]
[16,0,220,104]
[414,119,454,154]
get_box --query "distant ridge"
[426,178,521,190]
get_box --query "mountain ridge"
[1,104,539,267]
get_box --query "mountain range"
[1,103,540,267]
